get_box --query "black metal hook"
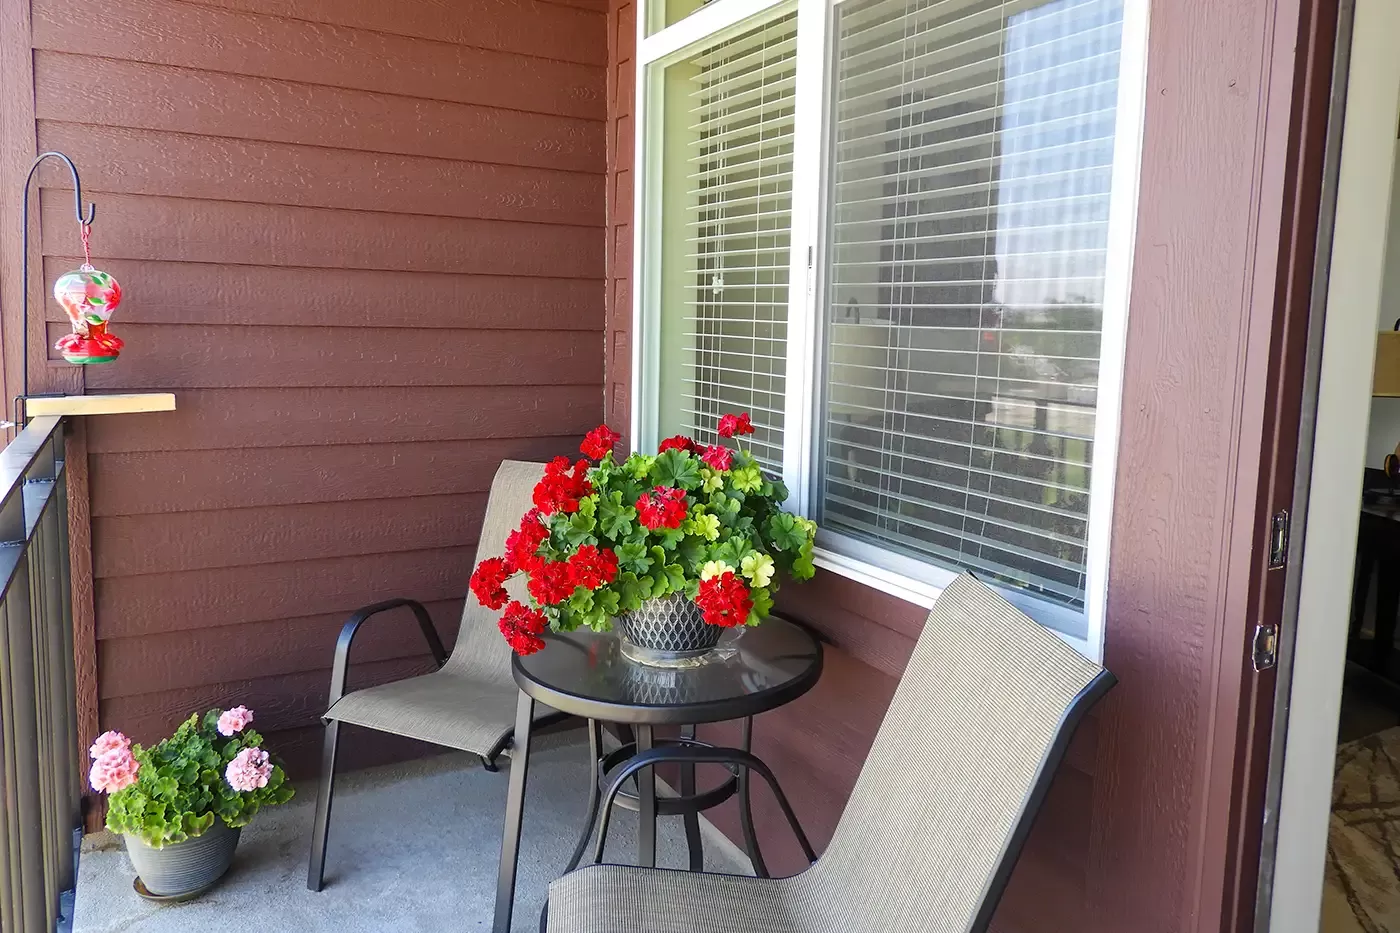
[25,151,96,226]
[13,151,97,430]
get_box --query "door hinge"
[1252,623,1279,672]
[1268,509,1290,569]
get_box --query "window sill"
[811,545,1100,662]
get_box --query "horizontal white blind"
[662,10,797,470]
[817,0,1125,608]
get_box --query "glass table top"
[512,616,823,724]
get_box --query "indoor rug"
[1326,724,1400,932]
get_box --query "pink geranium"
[225,747,272,792]
[89,748,140,794]
[89,730,130,759]
[217,706,254,737]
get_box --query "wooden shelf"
[23,393,176,417]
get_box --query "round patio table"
[491,617,823,933]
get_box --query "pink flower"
[89,748,140,794]
[89,730,130,759]
[225,747,272,792]
[700,445,733,471]
[217,706,254,736]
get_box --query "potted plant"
[88,706,294,898]
[468,412,818,666]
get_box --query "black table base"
[492,620,823,933]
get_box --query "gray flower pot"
[125,820,240,898]
[614,593,722,667]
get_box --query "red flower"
[580,424,621,460]
[700,444,733,471]
[568,545,619,590]
[533,457,594,515]
[716,413,754,439]
[527,560,577,606]
[498,601,547,655]
[695,571,753,628]
[658,435,700,454]
[506,509,549,573]
[469,556,512,610]
[636,486,688,530]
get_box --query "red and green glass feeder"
[52,225,123,365]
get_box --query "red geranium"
[527,560,577,606]
[469,556,512,610]
[716,413,754,438]
[498,600,547,655]
[695,571,753,627]
[568,545,619,590]
[533,456,593,515]
[580,424,621,460]
[636,486,688,530]
[700,444,733,471]
[658,435,700,454]
[506,509,549,573]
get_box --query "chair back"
[797,574,1113,933]
[442,460,545,683]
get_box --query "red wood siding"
[8,0,607,778]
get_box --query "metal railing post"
[0,416,80,932]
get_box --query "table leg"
[636,725,656,868]
[493,691,535,933]
[563,719,603,873]
[738,716,768,878]
[679,724,703,871]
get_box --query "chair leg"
[306,719,341,892]
[480,754,500,773]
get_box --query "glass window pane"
[649,0,708,34]
[655,10,797,470]
[818,0,1126,609]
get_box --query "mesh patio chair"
[307,459,562,891]
[546,573,1115,933]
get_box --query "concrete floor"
[73,732,746,933]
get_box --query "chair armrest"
[327,599,448,709]
[589,744,818,869]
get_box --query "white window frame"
[632,0,1151,660]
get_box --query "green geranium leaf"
[598,491,637,539]
[617,572,647,611]
[677,537,707,569]
[564,510,598,547]
[649,449,702,490]
[594,588,621,618]
[660,563,687,594]
[616,541,650,574]
[766,512,807,552]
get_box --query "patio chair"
[307,459,561,891]
[546,573,1115,933]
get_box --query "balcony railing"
[0,415,81,933]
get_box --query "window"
[633,0,1147,654]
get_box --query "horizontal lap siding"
[28,0,606,778]
[603,0,1093,927]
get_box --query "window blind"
[657,10,798,471]
[818,0,1125,608]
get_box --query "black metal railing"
[0,415,81,932]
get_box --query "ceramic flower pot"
[124,821,240,898]
[614,592,722,667]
